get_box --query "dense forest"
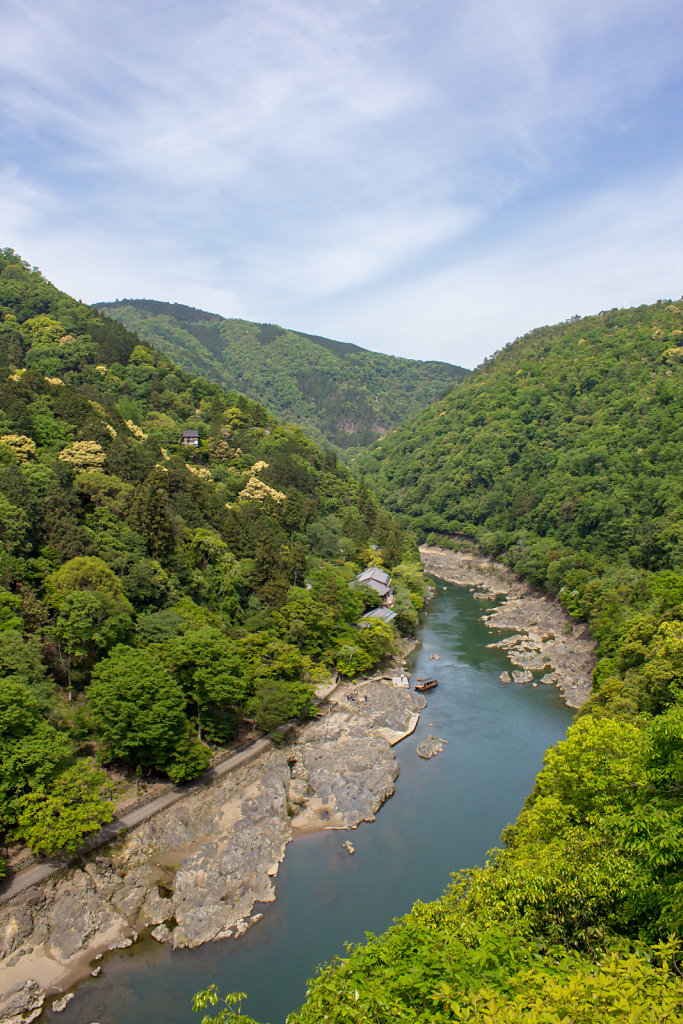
[273,301,683,1022]
[95,299,468,453]
[0,249,425,873]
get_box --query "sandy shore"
[419,545,595,708]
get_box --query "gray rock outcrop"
[0,980,44,1024]
[0,677,420,1018]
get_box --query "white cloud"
[0,169,59,236]
[315,169,683,366]
[249,202,481,296]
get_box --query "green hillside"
[360,299,683,580]
[285,300,683,1022]
[0,249,423,868]
[94,299,468,452]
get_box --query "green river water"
[43,581,574,1024]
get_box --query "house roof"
[181,429,200,437]
[362,578,392,598]
[356,567,391,587]
[360,606,397,624]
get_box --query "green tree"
[0,721,75,833]
[88,645,188,771]
[0,679,42,741]
[16,760,114,855]
[166,721,212,784]
[0,590,23,632]
[128,468,178,558]
[162,627,250,742]
[336,643,374,678]
[46,555,127,607]
[0,495,30,555]
[52,588,133,693]
[357,618,394,663]
[193,986,260,1024]
[247,675,314,732]
[0,629,50,693]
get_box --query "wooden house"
[355,566,394,604]
[360,606,397,625]
[180,429,200,447]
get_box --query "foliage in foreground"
[288,921,682,1024]
[284,708,683,1022]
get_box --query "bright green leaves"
[440,944,683,1024]
[534,716,646,818]
[54,589,133,668]
[641,621,683,712]
[88,645,187,770]
[192,985,261,1024]
[16,760,114,855]
[243,635,315,732]
[46,555,128,606]
[45,556,133,689]
[289,881,683,1024]
[160,627,249,744]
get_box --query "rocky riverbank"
[419,546,595,708]
[0,678,420,1024]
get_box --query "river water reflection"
[44,581,573,1024]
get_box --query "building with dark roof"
[355,566,393,602]
[360,606,397,624]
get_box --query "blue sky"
[1,0,682,367]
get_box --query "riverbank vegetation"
[283,301,683,1020]
[95,299,468,453]
[0,249,425,870]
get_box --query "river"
[42,581,573,1024]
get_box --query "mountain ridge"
[94,298,469,452]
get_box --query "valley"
[0,250,681,1022]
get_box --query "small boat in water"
[414,678,438,692]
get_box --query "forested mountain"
[360,298,683,598]
[288,300,683,1022]
[0,249,424,870]
[94,299,468,452]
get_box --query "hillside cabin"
[360,607,397,625]
[355,566,393,604]
[180,429,200,447]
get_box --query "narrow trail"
[0,737,273,905]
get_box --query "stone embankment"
[419,546,595,708]
[0,678,421,1024]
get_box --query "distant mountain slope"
[359,298,683,581]
[94,299,468,451]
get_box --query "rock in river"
[417,735,448,759]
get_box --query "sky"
[1,0,682,368]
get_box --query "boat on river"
[414,678,438,692]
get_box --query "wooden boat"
[414,678,438,692]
